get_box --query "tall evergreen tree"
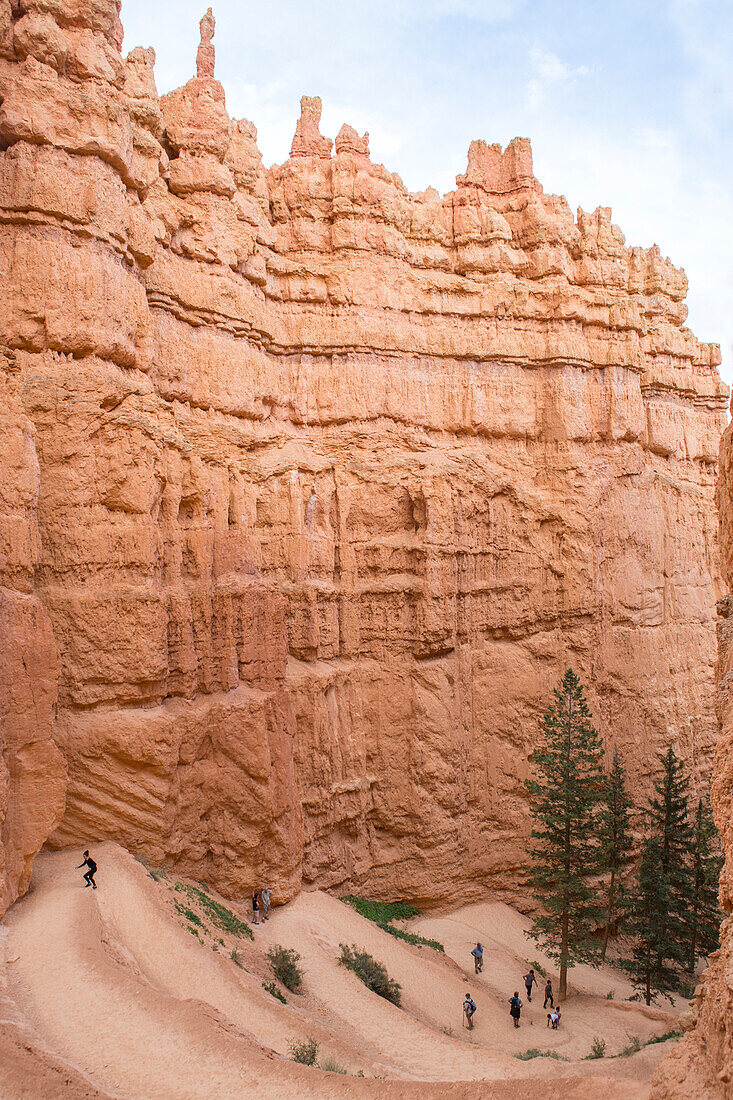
[646,745,694,963]
[622,836,681,1005]
[687,796,723,971]
[525,668,606,1000]
[598,746,634,961]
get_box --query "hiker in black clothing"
[543,978,554,1008]
[252,890,260,925]
[509,990,522,1028]
[523,968,536,1002]
[76,850,97,889]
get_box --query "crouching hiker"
[77,850,97,889]
[547,1006,561,1029]
[463,992,477,1030]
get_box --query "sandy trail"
[0,844,677,1099]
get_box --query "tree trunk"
[601,870,616,963]
[560,692,572,1002]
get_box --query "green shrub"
[619,1034,642,1056]
[262,980,287,1003]
[175,902,206,930]
[266,945,303,992]
[340,896,444,952]
[338,944,401,1006]
[646,1030,682,1046]
[587,1037,606,1059]
[231,948,244,968]
[341,897,419,923]
[605,990,615,1000]
[320,1057,347,1074]
[174,883,253,940]
[514,1049,562,1061]
[289,1037,318,1065]
[529,960,547,978]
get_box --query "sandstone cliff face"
[651,433,733,1100]
[0,2,727,914]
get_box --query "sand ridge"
[0,844,680,1098]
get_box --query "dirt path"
[0,844,676,1099]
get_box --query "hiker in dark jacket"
[76,851,97,889]
[543,978,554,1008]
[252,890,260,925]
[509,991,522,1028]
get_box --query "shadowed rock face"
[0,2,727,916]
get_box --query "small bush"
[605,990,615,1000]
[646,1030,682,1046]
[289,1037,319,1065]
[262,980,287,1003]
[266,945,303,992]
[320,1057,347,1074]
[620,1034,643,1056]
[514,1049,562,1061]
[529,960,547,979]
[174,883,253,940]
[587,1037,606,1059]
[338,944,401,1006]
[231,948,244,968]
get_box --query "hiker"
[523,968,536,1002]
[471,942,484,974]
[547,1006,561,1029]
[543,978,554,1008]
[252,889,260,925]
[463,992,477,1030]
[261,886,271,921]
[509,990,522,1028]
[76,850,97,889]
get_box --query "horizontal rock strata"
[0,1,727,913]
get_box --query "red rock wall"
[0,2,727,911]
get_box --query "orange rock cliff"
[0,1,728,918]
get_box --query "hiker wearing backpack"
[463,992,477,1029]
[509,990,522,1028]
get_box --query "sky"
[120,0,732,384]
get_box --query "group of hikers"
[251,887,272,924]
[463,949,562,1032]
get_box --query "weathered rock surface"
[0,2,727,914]
[651,432,733,1099]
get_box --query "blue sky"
[121,0,732,383]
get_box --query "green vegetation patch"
[266,945,304,993]
[320,1057,347,1074]
[340,896,444,953]
[338,944,401,1006]
[586,1037,606,1059]
[514,1049,563,1061]
[528,960,547,978]
[174,901,206,930]
[174,882,253,940]
[646,1029,682,1046]
[262,980,287,1003]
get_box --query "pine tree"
[598,746,634,961]
[687,796,723,971]
[646,745,694,964]
[622,836,680,1005]
[525,668,606,1000]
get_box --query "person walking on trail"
[509,991,522,1028]
[261,886,271,921]
[471,942,484,974]
[463,992,477,1030]
[76,851,97,889]
[543,978,554,1009]
[524,969,536,1002]
[252,890,260,925]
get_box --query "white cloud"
[526,47,589,109]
